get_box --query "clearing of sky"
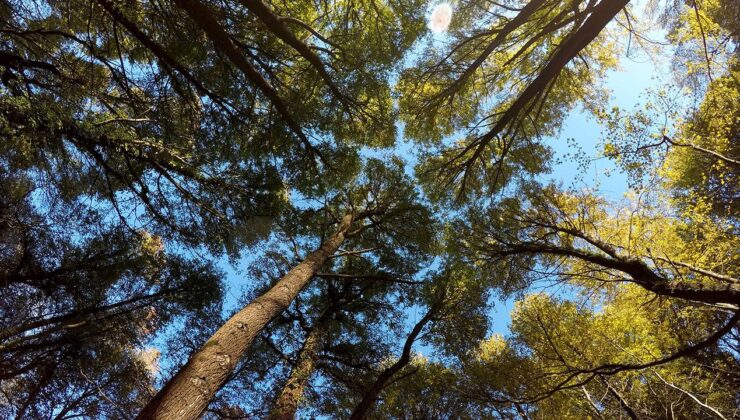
[428,3,452,33]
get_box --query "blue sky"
[547,58,663,197]
[207,4,673,368]
[202,58,667,364]
[486,55,669,335]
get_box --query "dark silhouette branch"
[663,135,740,167]
[349,298,444,419]
[172,0,326,164]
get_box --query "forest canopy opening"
[1,0,738,418]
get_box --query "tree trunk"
[349,302,440,420]
[268,313,330,420]
[136,214,354,420]
[601,377,639,420]
[475,0,630,146]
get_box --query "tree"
[3,0,738,417]
[455,183,739,307]
[299,261,491,419]
[358,359,476,420]
[399,0,628,200]
[1,0,429,251]
[348,296,445,420]
[2,0,428,416]
[598,66,739,224]
[462,288,738,418]
[596,0,738,223]
[257,273,403,417]
[200,209,436,418]
[0,177,223,418]
[137,158,435,419]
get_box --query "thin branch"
[663,135,739,167]
[653,370,727,419]
[172,0,326,164]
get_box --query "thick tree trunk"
[136,214,354,420]
[268,313,329,420]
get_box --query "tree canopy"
[1,0,738,418]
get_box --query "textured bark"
[268,313,329,420]
[136,214,354,420]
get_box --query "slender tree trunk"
[475,0,630,146]
[581,385,605,419]
[136,214,354,420]
[349,302,440,420]
[430,0,548,103]
[601,377,639,420]
[514,403,531,420]
[236,0,343,100]
[268,313,330,420]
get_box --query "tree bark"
[268,312,330,420]
[136,214,354,420]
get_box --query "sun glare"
[429,3,453,33]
